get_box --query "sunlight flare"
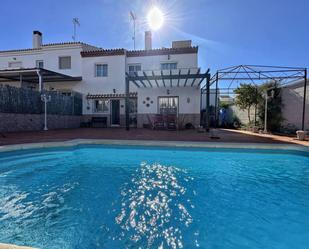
[147,6,164,30]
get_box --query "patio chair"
[166,115,177,130]
[153,114,165,130]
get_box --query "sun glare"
[147,6,164,31]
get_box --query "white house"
[0,31,205,129]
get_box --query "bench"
[91,117,107,128]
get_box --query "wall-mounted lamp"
[167,89,170,95]
[168,54,170,60]
[113,89,116,93]
[187,97,190,103]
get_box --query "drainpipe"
[36,69,43,92]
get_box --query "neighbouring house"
[0,31,203,129]
[218,95,257,126]
[281,79,309,131]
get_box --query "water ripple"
[114,162,198,249]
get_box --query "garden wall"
[281,82,309,131]
[0,85,83,133]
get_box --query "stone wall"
[0,113,82,133]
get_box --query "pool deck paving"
[0,128,308,147]
[0,243,37,249]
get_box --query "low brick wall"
[137,114,200,129]
[83,114,135,128]
[0,113,82,133]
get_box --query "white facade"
[0,32,202,128]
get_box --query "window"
[59,56,71,69]
[94,99,109,113]
[161,63,177,70]
[128,64,141,74]
[95,64,108,77]
[8,61,22,68]
[158,97,178,115]
[36,60,44,68]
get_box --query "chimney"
[33,31,42,48]
[145,31,152,50]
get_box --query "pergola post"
[125,77,130,131]
[205,73,211,132]
[214,72,219,127]
[19,74,23,87]
[200,88,203,126]
[302,68,307,131]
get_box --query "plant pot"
[296,130,305,141]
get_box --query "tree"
[234,84,261,123]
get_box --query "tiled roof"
[81,49,126,57]
[0,42,198,57]
[126,46,198,57]
[81,46,198,57]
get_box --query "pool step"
[0,243,38,249]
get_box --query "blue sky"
[0,0,308,72]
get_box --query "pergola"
[0,68,82,91]
[125,68,211,130]
[201,65,307,130]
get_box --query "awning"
[125,68,210,88]
[87,92,137,99]
[0,68,82,83]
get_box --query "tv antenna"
[130,11,137,50]
[72,18,80,41]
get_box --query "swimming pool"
[0,144,308,249]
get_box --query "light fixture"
[147,6,164,31]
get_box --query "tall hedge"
[0,84,82,115]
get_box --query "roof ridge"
[0,41,98,53]
[42,41,95,47]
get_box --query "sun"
[147,6,164,31]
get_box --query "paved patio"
[0,128,308,146]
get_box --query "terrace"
[0,128,308,147]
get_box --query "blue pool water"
[0,145,309,249]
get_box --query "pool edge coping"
[0,139,308,153]
[0,243,38,249]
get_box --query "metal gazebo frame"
[201,65,307,130]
